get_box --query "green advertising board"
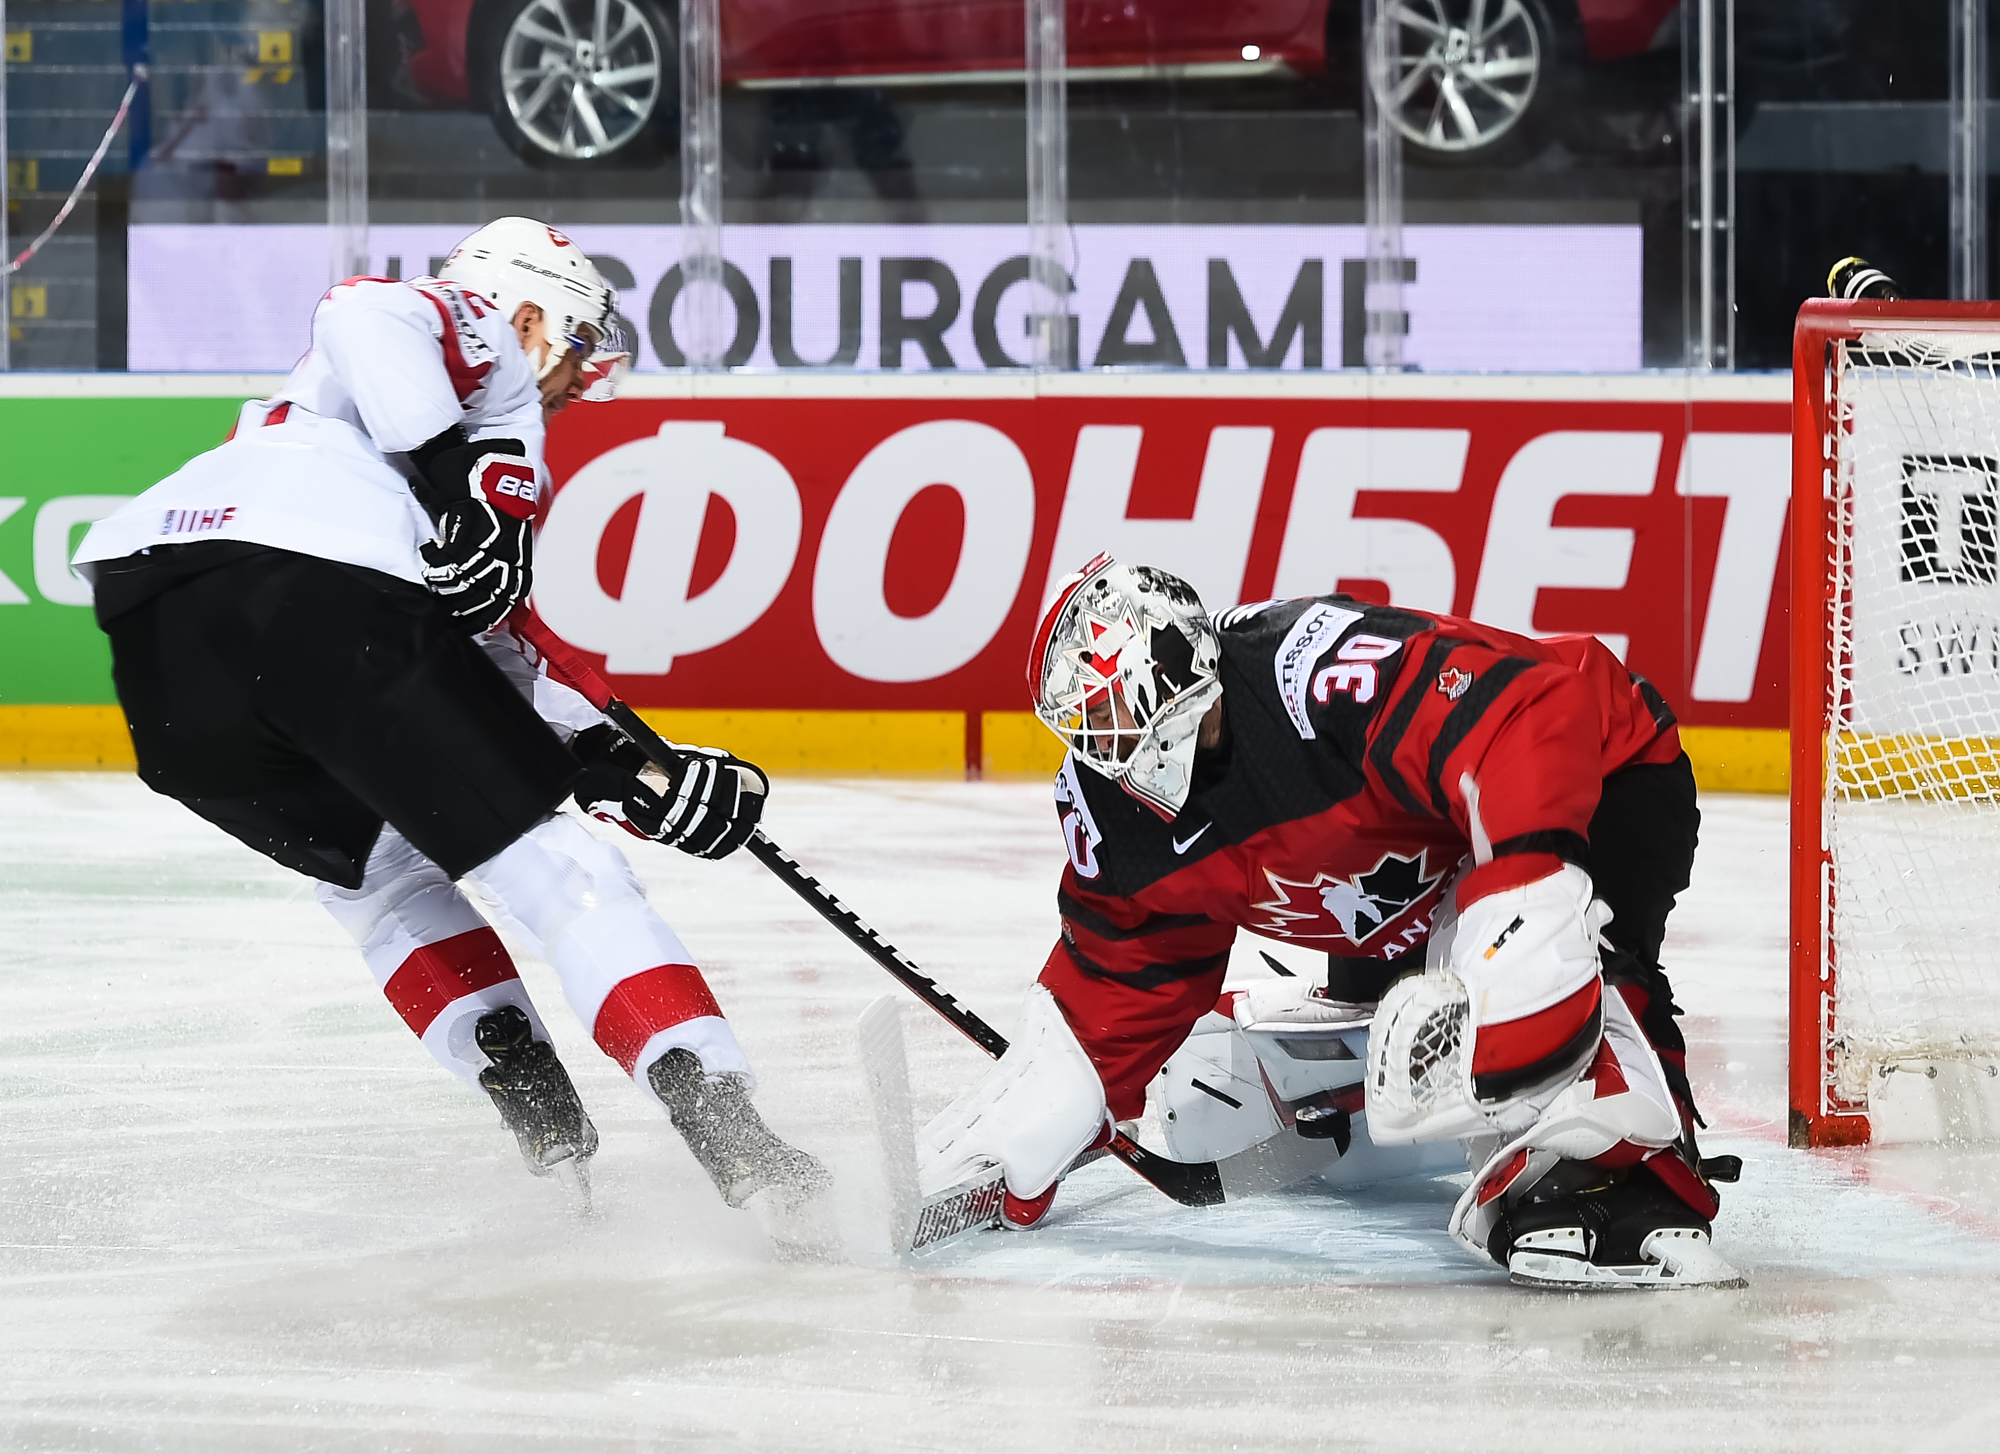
[1,393,252,704]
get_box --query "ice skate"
[649,1049,838,1260]
[1487,1157,1744,1291]
[475,1006,600,1208]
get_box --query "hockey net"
[1792,299,2000,1146]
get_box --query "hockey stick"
[507,607,1226,1209]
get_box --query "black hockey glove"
[420,498,532,634]
[409,426,541,635]
[569,723,770,860]
[407,426,543,524]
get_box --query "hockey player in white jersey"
[74,219,829,1234]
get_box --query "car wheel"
[1368,0,1562,160]
[478,0,676,167]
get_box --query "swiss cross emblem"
[1436,666,1474,700]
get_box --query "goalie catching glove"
[568,723,769,860]
[409,426,540,634]
[1366,863,1611,1145]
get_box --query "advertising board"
[544,376,1790,728]
[128,224,1643,376]
[0,373,1790,780]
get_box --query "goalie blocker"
[917,556,1741,1287]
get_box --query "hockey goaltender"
[919,554,1746,1289]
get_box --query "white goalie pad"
[1446,987,1684,1264]
[916,984,1110,1201]
[1156,994,1468,1194]
[1366,864,1610,1145]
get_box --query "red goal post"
[1790,298,2000,1149]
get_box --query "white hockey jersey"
[75,277,545,584]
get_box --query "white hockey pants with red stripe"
[314,812,751,1100]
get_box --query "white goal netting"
[1825,330,2000,1122]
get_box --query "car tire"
[473,0,677,168]
[1339,0,1575,165]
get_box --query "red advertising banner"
[539,377,1792,731]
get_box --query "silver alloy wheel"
[501,0,664,160]
[1373,0,1541,154]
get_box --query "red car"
[389,0,1683,167]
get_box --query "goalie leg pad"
[917,984,1111,1201]
[1446,991,1734,1286]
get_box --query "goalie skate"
[1483,1155,1745,1292]
[1507,1225,1743,1291]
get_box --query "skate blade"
[1509,1230,1745,1291]
[546,1154,596,1217]
[744,1181,845,1264]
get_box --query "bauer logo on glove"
[568,723,770,860]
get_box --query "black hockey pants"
[95,542,582,888]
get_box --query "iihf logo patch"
[1436,666,1474,700]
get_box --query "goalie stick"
[859,994,1007,1254]
[860,996,1129,1255]
[507,607,1229,1209]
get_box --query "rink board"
[0,371,1790,786]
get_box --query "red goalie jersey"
[1038,595,1682,1121]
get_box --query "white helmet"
[1029,553,1223,819]
[439,216,630,399]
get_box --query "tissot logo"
[1901,455,2000,584]
[1251,850,1445,951]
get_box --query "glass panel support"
[679,0,725,369]
[1360,0,1408,372]
[325,0,369,284]
[1951,0,1988,300]
[1025,0,1072,370]
[1683,0,1734,370]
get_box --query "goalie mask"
[439,217,631,400]
[1029,554,1223,819]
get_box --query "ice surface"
[3,775,1999,1450]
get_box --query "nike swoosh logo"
[1171,824,1212,854]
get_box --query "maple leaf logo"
[1250,850,1445,946]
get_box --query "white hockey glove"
[569,724,770,860]
[917,984,1112,1203]
[1366,863,1610,1145]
